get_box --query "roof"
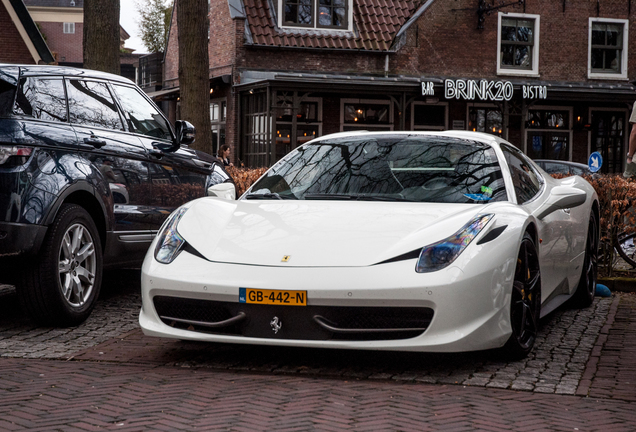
[1,64,134,84]
[4,0,55,63]
[243,0,419,51]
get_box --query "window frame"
[588,18,629,80]
[340,98,393,131]
[278,0,352,31]
[109,81,174,141]
[65,78,126,132]
[63,22,75,34]
[523,105,573,162]
[496,12,540,77]
[466,103,504,138]
[210,98,227,156]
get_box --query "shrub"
[553,173,636,273]
[226,166,268,197]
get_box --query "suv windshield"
[247,134,507,203]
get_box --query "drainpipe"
[384,54,389,77]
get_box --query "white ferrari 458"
[139,131,598,358]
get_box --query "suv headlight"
[416,214,493,273]
[154,207,188,264]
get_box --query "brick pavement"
[1,357,636,431]
[0,270,617,395]
[1,271,636,430]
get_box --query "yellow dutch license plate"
[239,288,306,306]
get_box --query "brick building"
[0,0,54,64]
[161,0,636,171]
[24,0,141,82]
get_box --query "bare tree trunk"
[177,0,212,154]
[83,0,121,75]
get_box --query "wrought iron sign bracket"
[477,0,526,29]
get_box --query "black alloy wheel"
[504,232,541,359]
[573,212,598,307]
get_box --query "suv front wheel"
[19,204,103,326]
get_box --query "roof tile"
[244,0,417,51]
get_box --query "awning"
[145,87,180,100]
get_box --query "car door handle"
[149,149,164,159]
[83,136,107,148]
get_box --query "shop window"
[590,109,626,174]
[525,108,571,161]
[589,18,628,79]
[280,0,350,30]
[411,103,448,131]
[497,13,540,76]
[210,99,226,157]
[275,94,322,161]
[468,106,502,137]
[242,91,271,168]
[341,99,393,131]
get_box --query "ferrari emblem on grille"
[270,316,282,334]
[281,255,291,262]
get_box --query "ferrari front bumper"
[139,243,518,353]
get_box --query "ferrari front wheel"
[503,232,541,359]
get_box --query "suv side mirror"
[175,120,196,147]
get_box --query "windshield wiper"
[304,193,414,202]
[245,192,283,200]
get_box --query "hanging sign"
[433,79,548,101]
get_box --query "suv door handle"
[84,136,107,148]
[149,149,164,159]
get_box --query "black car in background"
[0,65,235,326]
[534,159,592,176]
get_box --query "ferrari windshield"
[247,134,507,203]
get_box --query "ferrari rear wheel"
[572,212,598,307]
[504,232,541,359]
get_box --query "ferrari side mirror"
[535,186,587,220]
[207,183,236,200]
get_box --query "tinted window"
[110,84,171,140]
[66,80,123,130]
[501,145,542,204]
[0,67,18,117]
[249,135,506,203]
[14,77,67,122]
[571,166,586,175]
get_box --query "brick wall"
[0,4,36,64]
[393,0,636,82]
[37,21,83,64]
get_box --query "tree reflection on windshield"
[248,135,507,204]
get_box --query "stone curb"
[598,277,636,293]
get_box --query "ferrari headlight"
[416,214,493,273]
[154,207,188,264]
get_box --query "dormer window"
[280,0,350,30]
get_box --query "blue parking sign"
[588,152,602,173]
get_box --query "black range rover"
[0,65,235,326]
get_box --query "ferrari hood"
[177,198,493,267]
